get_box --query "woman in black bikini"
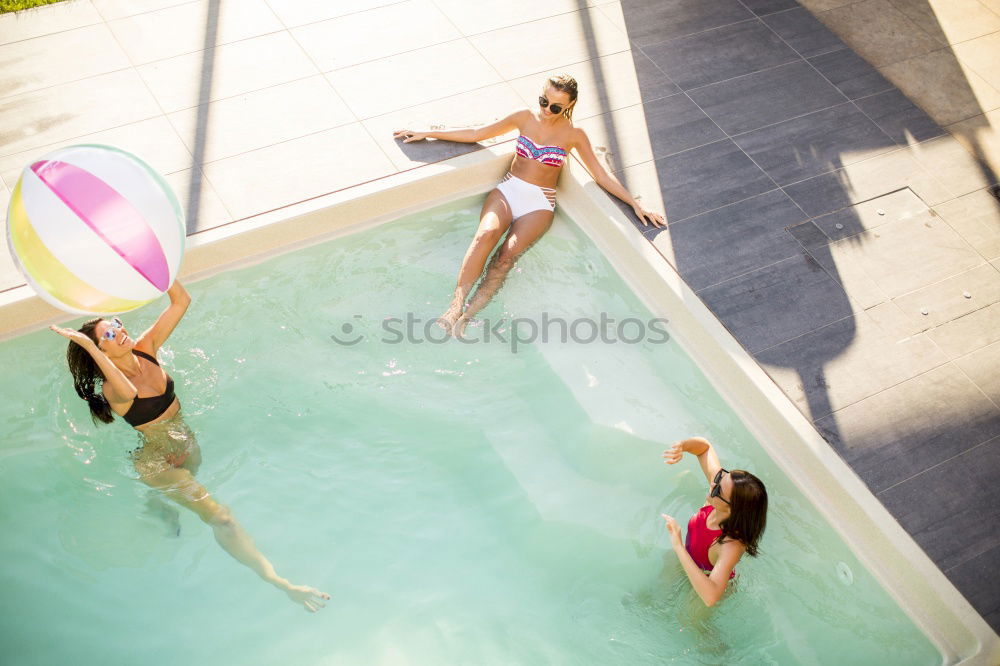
[51,281,329,612]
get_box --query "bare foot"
[438,302,463,333]
[283,583,330,612]
[452,315,470,339]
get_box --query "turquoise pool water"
[0,197,940,664]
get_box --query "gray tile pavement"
[946,538,1000,631]
[760,6,846,57]
[731,102,896,185]
[642,20,798,91]
[629,139,777,222]
[806,47,894,99]
[878,436,1000,571]
[697,251,855,353]
[0,0,998,634]
[816,363,1000,492]
[854,88,946,144]
[667,189,806,290]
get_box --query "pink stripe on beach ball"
[30,159,170,291]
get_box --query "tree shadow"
[183,0,220,234]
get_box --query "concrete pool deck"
[0,0,998,643]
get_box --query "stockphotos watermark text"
[330,313,670,353]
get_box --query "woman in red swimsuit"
[51,281,329,612]
[661,437,768,607]
[394,74,665,336]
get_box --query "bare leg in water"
[135,421,329,612]
[453,209,553,337]
[439,189,513,332]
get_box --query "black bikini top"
[122,349,176,427]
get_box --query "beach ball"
[5,144,185,315]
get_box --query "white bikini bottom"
[495,173,556,221]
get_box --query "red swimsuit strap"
[685,505,735,578]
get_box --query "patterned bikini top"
[515,135,568,167]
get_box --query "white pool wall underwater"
[2,143,997,665]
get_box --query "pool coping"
[1,144,998,664]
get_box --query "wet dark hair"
[718,470,767,557]
[66,317,115,425]
[545,74,578,121]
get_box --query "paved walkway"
[1,0,998,633]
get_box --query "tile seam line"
[174,114,364,168]
[0,63,136,104]
[882,0,970,50]
[259,0,411,31]
[816,360,1000,444]
[875,434,1000,498]
[445,2,615,38]
[0,14,104,47]
[91,0,200,22]
[941,315,1000,362]
[863,258,1000,305]
[109,26,290,68]
[755,338,953,416]
[749,311,856,359]
[876,44,1000,107]
[159,72,342,115]
[0,108,164,165]
[942,28,1000,50]
[426,0,508,90]
[194,123,378,169]
[661,54,827,97]
[350,79,516,125]
[952,346,1000,413]
[454,2,631,41]
[624,11,761,49]
[942,543,1000,588]
[613,174,787,227]
[688,241,837,295]
[186,158,447,231]
[318,35,490,75]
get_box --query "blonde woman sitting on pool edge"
[661,437,768,607]
[394,74,665,337]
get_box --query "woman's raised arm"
[137,281,191,353]
[571,127,665,227]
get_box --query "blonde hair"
[546,74,578,121]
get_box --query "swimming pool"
[0,147,991,664]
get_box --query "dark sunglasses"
[538,95,565,115]
[711,468,730,505]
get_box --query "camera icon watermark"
[330,312,670,353]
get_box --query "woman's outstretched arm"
[138,281,191,353]
[663,437,723,488]
[394,110,523,144]
[570,128,665,227]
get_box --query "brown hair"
[718,470,767,556]
[66,318,115,425]
[546,74,579,121]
